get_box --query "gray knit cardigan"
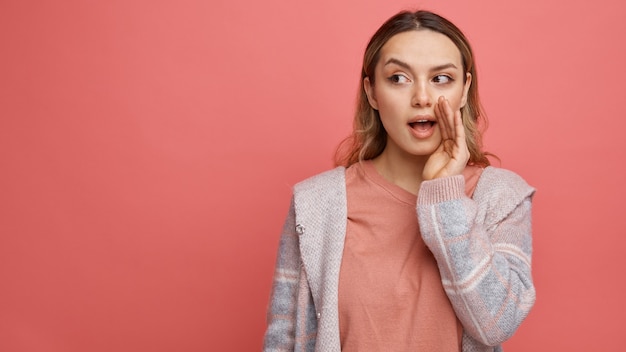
[264,166,536,352]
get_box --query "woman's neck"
[372,148,428,195]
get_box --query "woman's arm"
[417,173,535,346]
[263,200,301,351]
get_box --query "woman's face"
[364,29,471,159]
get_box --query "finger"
[440,97,456,143]
[454,109,465,145]
[453,109,470,162]
[444,98,456,139]
[436,96,451,142]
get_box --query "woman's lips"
[408,120,436,139]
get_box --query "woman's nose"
[411,81,432,107]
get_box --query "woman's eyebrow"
[430,63,458,71]
[383,58,459,72]
[383,58,412,70]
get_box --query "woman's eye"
[433,75,453,84]
[389,74,409,84]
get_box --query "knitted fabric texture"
[264,166,535,352]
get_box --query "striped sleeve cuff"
[418,175,466,205]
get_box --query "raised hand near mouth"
[422,96,470,181]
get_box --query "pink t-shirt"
[338,161,482,351]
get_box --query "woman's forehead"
[379,30,463,68]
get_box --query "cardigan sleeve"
[417,169,536,346]
[263,199,300,351]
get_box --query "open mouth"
[409,120,436,131]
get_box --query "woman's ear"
[460,72,472,108]
[363,77,379,110]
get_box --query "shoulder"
[474,166,536,223]
[292,167,348,234]
[293,166,346,195]
[476,166,535,199]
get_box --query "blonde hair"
[335,10,492,167]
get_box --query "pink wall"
[1,0,625,350]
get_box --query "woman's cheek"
[446,92,463,111]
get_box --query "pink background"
[1,0,625,350]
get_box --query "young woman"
[264,10,535,352]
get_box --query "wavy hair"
[335,10,493,167]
